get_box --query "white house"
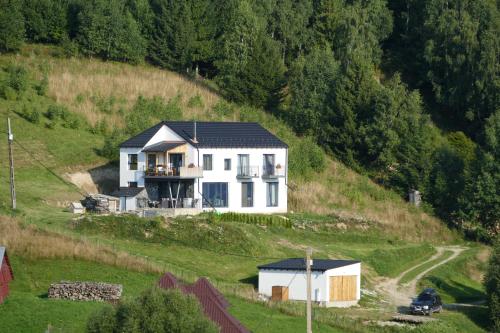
[258,258,361,307]
[115,121,288,214]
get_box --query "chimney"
[192,121,198,143]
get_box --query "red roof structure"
[0,246,14,304]
[158,273,249,333]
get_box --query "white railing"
[262,165,286,178]
[237,165,260,178]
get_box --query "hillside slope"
[0,44,455,242]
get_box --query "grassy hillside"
[0,45,489,332]
[0,44,454,242]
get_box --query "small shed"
[258,258,361,307]
[0,246,14,304]
[69,202,85,214]
[113,187,147,212]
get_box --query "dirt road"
[375,246,466,307]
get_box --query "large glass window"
[202,182,228,208]
[203,154,213,170]
[241,182,253,207]
[267,182,279,207]
[128,154,138,170]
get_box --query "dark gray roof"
[120,123,164,148]
[258,258,360,272]
[113,187,145,197]
[120,121,288,148]
[142,141,185,152]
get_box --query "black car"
[410,288,442,315]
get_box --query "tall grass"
[0,216,162,274]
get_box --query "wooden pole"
[306,247,312,333]
[7,118,16,210]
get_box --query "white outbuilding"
[258,258,361,307]
[69,202,85,214]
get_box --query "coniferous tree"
[485,240,500,331]
[22,0,69,44]
[0,0,25,52]
[76,0,146,63]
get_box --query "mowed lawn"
[0,256,159,332]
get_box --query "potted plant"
[276,164,282,169]
[188,163,195,168]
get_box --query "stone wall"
[48,281,122,302]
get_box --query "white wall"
[258,263,361,304]
[258,269,326,302]
[119,147,146,187]
[197,147,287,214]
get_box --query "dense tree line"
[0,0,497,239]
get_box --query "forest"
[0,0,498,240]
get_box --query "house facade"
[117,121,288,214]
[258,259,361,307]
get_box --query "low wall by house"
[48,281,122,302]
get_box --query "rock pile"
[48,281,123,302]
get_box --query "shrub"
[187,94,204,108]
[0,64,29,99]
[213,212,292,228]
[87,287,217,333]
[212,100,234,118]
[485,239,500,331]
[16,103,41,124]
[45,104,83,129]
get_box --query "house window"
[202,182,228,208]
[267,182,279,207]
[128,154,138,170]
[263,154,275,176]
[203,154,213,171]
[128,182,138,188]
[224,158,231,170]
[241,182,253,207]
[237,154,250,176]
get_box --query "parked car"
[410,288,442,315]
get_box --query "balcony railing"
[237,165,259,178]
[144,166,203,178]
[262,165,286,178]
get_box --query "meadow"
[0,45,490,332]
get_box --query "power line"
[12,137,87,196]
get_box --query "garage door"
[329,276,357,301]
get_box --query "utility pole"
[7,118,16,209]
[306,247,312,333]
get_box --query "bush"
[213,212,292,228]
[485,239,500,332]
[187,94,204,108]
[15,103,41,124]
[87,287,217,333]
[45,104,83,129]
[0,64,29,99]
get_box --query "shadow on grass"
[425,276,485,302]
[239,275,258,288]
[38,292,48,299]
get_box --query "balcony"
[262,165,286,179]
[237,165,260,179]
[144,165,203,179]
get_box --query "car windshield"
[418,293,433,301]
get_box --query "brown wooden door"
[271,286,289,301]
[329,276,357,301]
